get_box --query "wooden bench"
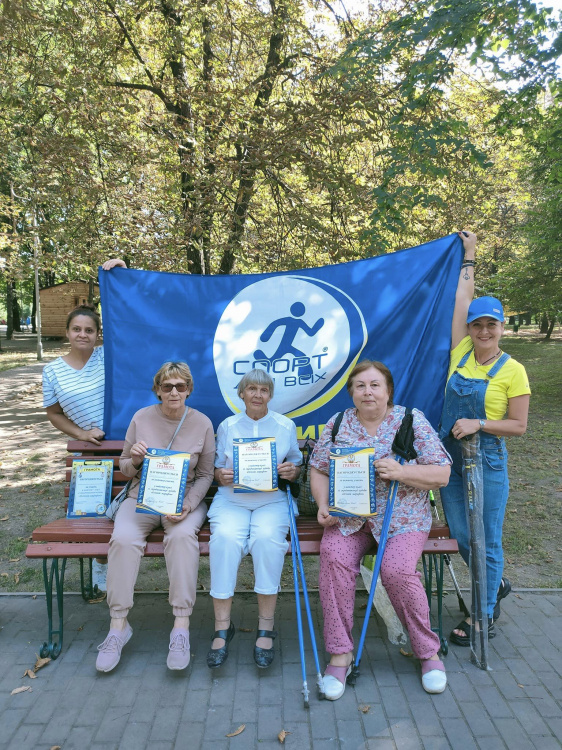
[26,440,458,659]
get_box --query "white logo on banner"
[213,275,367,417]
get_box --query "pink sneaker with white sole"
[96,623,133,672]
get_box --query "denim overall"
[439,351,510,618]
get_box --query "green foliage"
[0,0,560,293]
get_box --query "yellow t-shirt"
[447,336,531,421]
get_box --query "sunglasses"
[159,382,189,393]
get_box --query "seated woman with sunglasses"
[96,361,215,673]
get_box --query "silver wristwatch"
[478,419,486,430]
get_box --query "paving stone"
[361,702,392,738]
[174,721,203,749]
[422,738,453,750]
[150,706,183,742]
[390,718,423,748]
[409,701,445,736]
[94,706,132,743]
[0,592,561,750]
[336,718,366,747]
[460,702,498,737]
[475,737,508,749]
[441,717,479,750]
[379,685,410,719]
[530,737,562,750]
[494,718,535,749]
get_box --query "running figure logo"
[253,302,324,377]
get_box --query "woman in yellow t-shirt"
[439,231,531,647]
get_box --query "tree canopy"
[0,0,561,336]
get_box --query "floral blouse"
[309,406,451,540]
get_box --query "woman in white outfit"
[207,369,302,669]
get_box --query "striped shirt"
[42,347,105,430]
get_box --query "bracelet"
[461,261,476,267]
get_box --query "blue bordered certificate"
[136,449,190,516]
[233,437,278,493]
[329,447,376,518]
[67,459,114,518]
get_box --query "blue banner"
[99,234,462,439]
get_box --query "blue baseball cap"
[467,296,505,324]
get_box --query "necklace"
[474,350,501,369]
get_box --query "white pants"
[208,494,290,598]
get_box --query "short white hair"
[237,369,274,398]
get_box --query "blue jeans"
[440,436,509,618]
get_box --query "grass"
[495,334,562,585]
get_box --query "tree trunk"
[219,0,289,274]
[12,292,21,332]
[540,313,549,334]
[31,285,37,334]
[543,317,555,341]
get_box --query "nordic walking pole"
[287,490,310,707]
[348,410,418,686]
[285,481,325,701]
[429,491,470,618]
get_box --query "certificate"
[67,460,114,518]
[136,449,190,516]
[233,437,278,493]
[329,447,376,518]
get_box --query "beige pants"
[106,496,207,618]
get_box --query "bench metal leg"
[422,553,448,656]
[41,558,67,659]
[79,558,106,601]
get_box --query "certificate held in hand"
[329,447,376,518]
[136,448,190,516]
[233,437,278,493]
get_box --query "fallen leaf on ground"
[87,594,107,603]
[34,655,51,672]
[77,625,84,631]
[10,558,20,563]
[11,686,32,695]
[32,595,37,600]
[22,669,37,679]
[225,724,245,737]
[1,573,8,578]
[400,648,413,657]
[0,516,9,521]
[278,729,291,743]
[358,704,370,713]
[515,594,523,599]
[518,683,524,688]
[50,746,61,750]
[14,574,19,584]
[238,627,252,632]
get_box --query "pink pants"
[319,524,441,660]
[107,497,207,619]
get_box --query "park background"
[0,0,561,594]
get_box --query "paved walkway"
[1,590,561,749]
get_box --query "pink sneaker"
[167,628,191,670]
[96,624,133,672]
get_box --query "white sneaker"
[421,660,447,694]
[323,664,352,701]
[92,559,107,592]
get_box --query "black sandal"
[206,622,236,668]
[450,618,496,647]
[493,577,512,621]
[254,628,277,669]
